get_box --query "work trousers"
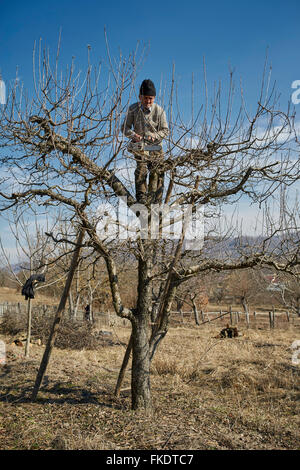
[134,151,164,204]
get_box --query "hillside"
[0,287,58,305]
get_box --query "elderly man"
[121,79,169,203]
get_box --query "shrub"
[0,309,110,350]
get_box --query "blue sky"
[1,0,300,108]
[1,0,300,258]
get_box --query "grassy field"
[0,287,58,305]
[0,319,299,450]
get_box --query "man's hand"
[145,132,157,143]
[132,133,142,142]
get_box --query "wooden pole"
[114,334,133,397]
[286,311,290,323]
[31,229,84,401]
[201,310,205,323]
[245,307,250,329]
[192,302,200,326]
[229,305,233,325]
[25,298,32,358]
[180,308,184,323]
[269,311,275,329]
[253,311,256,329]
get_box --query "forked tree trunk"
[114,187,184,409]
[113,272,178,409]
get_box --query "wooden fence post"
[269,310,275,329]
[229,305,233,325]
[201,310,205,323]
[179,308,184,323]
[244,306,250,328]
[286,311,290,323]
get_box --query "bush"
[0,309,109,350]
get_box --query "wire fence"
[0,301,130,327]
[170,307,300,329]
[0,301,299,330]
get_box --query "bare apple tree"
[0,40,299,410]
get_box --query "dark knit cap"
[140,79,156,96]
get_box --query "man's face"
[139,94,155,109]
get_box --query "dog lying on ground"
[214,324,239,339]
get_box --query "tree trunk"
[74,293,80,319]
[68,292,74,319]
[130,255,152,411]
[151,300,159,325]
[241,297,250,328]
[131,314,151,410]
[89,288,94,323]
[192,299,200,325]
[296,296,300,317]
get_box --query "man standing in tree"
[121,79,169,204]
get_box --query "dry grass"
[0,287,57,305]
[0,310,122,350]
[0,323,299,450]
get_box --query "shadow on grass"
[0,383,125,408]
[0,363,126,408]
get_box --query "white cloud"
[254,120,300,145]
